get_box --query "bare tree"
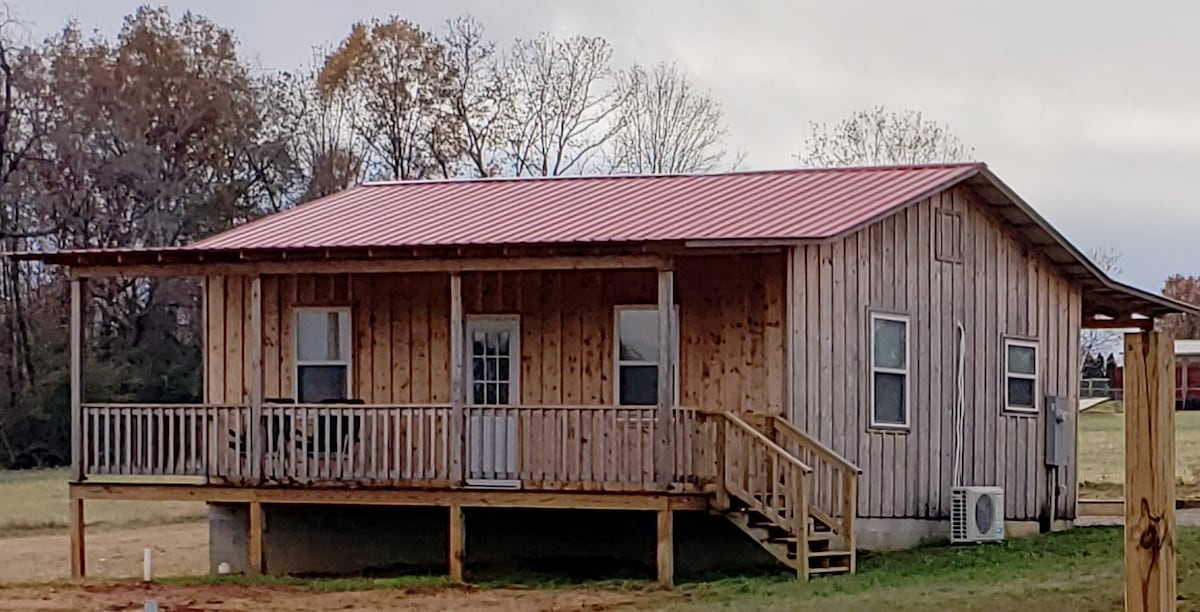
[798,106,974,167]
[502,33,626,176]
[609,62,733,174]
[1162,275,1200,339]
[1080,247,1123,364]
[440,15,508,178]
[266,49,365,204]
[319,17,461,181]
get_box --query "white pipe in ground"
[143,548,152,583]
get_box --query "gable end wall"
[789,185,1081,522]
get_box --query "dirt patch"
[0,583,681,612]
[0,523,208,584]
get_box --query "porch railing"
[77,402,705,491]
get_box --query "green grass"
[1079,409,1200,499]
[0,468,206,537]
[152,527,1200,611]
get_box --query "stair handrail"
[723,412,813,474]
[769,417,861,474]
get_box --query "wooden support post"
[248,276,264,484]
[248,501,264,575]
[448,504,465,582]
[69,497,85,579]
[449,274,465,485]
[655,267,675,486]
[70,279,84,483]
[1124,331,1176,612]
[656,507,674,586]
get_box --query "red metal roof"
[190,163,985,250]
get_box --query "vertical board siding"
[204,254,788,433]
[790,186,1081,521]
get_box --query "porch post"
[69,278,84,483]
[655,266,675,486]
[449,274,465,484]
[248,276,264,484]
[1124,330,1176,612]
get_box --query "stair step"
[807,565,851,575]
[807,550,853,558]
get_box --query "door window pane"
[466,320,518,405]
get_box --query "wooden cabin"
[23,163,1191,584]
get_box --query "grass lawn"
[1079,408,1200,499]
[0,468,205,536]
[136,527,1197,611]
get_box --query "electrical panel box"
[1044,395,1068,467]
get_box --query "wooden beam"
[69,498,85,579]
[449,274,465,484]
[69,483,711,510]
[656,268,675,485]
[69,279,84,483]
[1083,317,1154,330]
[1124,331,1176,612]
[248,501,264,575]
[448,504,465,583]
[656,508,674,587]
[69,254,670,279]
[248,276,264,484]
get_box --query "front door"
[465,317,520,487]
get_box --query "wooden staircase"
[709,412,861,579]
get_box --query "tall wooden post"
[1124,330,1176,612]
[655,267,675,486]
[248,277,264,484]
[69,278,84,483]
[449,274,465,484]
[448,504,465,582]
[69,278,86,580]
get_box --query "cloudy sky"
[11,1,1198,291]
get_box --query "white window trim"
[292,306,353,402]
[613,305,680,407]
[465,315,521,406]
[869,312,910,429]
[1004,338,1040,414]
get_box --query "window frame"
[465,314,522,406]
[1004,337,1040,414]
[613,304,680,407]
[869,311,911,430]
[292,306,353,402]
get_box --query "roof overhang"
[957,168,1196,322]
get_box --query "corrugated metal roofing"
[190,164,984,250]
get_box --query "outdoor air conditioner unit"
[950,486,1005,543]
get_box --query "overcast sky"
[11,1,1198,292]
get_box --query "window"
[466,317,520,405]
[614,306,679,406]
[295,308,352,403]
[1005,339,1039,413]
[871,313,909,428]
